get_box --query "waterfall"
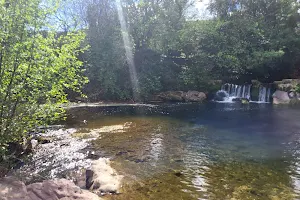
[246,85,251,100]
[267,88,271,102]
[216,83,272,103]
[258,86,271,103]
[220,84,251,100]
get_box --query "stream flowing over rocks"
[14,128,94,183]
[6,123,125,199]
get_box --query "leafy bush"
[0,0,87,156]
[296,84,300,93]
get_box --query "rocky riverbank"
[0,177,101,200]
[149,91,207,103]
[2,124,125,200]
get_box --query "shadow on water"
[19,103,300,199]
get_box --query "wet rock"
[288,91,297,99]
[184,91,206,102]
[214,90,228,101]
[7,142,25,156]
[27,179,100,200]
[36,136,52,144]
[86,169,95,189]
[86,158,123,194]
[273,90,290,104]
[0,177,101,200]
[174,171,183,177]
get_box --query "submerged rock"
[86,158,123,194]
[0,176,100,200]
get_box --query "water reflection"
[149,132,164,164]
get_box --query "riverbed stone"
[0,177,101,200]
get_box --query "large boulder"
[273,90,290,104]
[184,91,206,102]
[157,91,185,102]
[0,177,100,200]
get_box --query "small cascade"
[258,86,272,103]
[267,88,271,102]
[215,83,272,103]
[258,86,267,102]
[221,84,252,99]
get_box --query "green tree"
[0,0,87,155]
[84,0,132,100]
[207,0,300,82]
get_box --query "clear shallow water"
[20,103,300,199]
[65,103,300,199]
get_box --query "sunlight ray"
[116,0,140,101]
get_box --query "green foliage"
[76,0,300,101]
[83,0,192,100]
[296,84,300,93]
[0,0,87,154]
[84,0,132,100]
[179,0,300,85]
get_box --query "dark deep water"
[19,103,300,199]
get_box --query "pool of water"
[20,103,300,199]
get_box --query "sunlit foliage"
[0,0,87,154]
